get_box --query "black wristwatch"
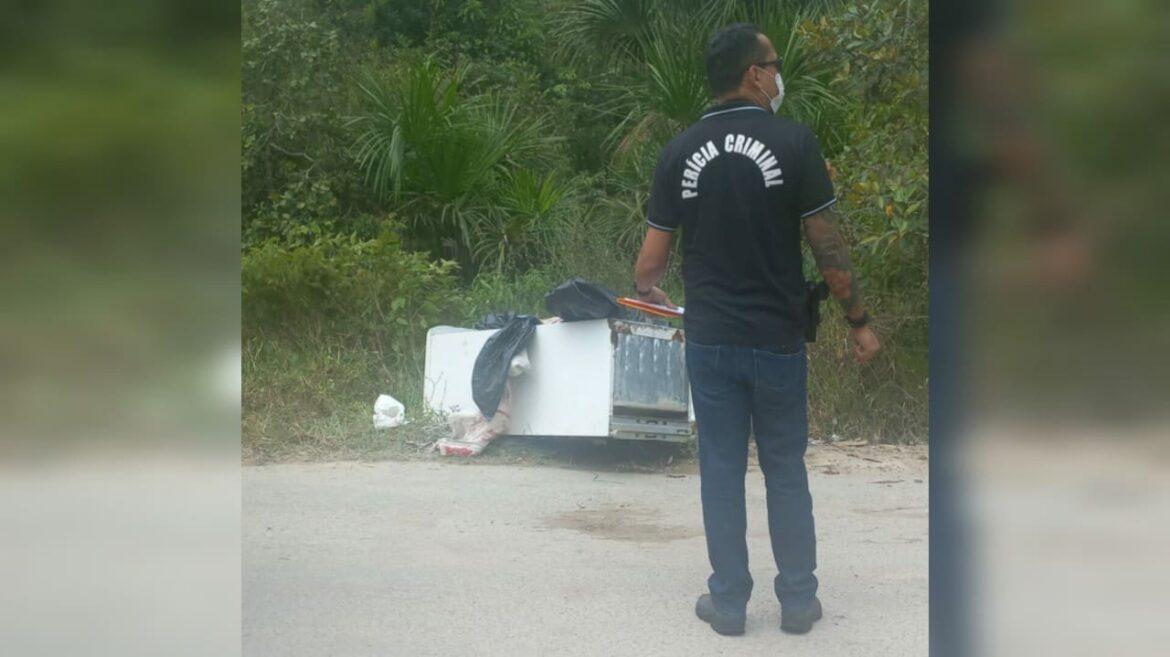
[845,311,870,329]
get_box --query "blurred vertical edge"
[931,0,1170,655]
[0,0,241,456]
[929,2,973,654]
[0,2,242,656]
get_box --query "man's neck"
[715,93,768,110]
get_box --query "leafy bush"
[243,229,461,356]
[806,0,928,297]
[242,0,366,217]
[242,226,467,458]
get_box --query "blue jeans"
[686,341,818,616]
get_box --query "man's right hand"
[638,286,676,309]
[849,325,880,364]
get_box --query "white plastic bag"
[508,350,530,377]
[372,394,406,429]
[437,351,529,457]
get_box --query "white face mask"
[755,67,785,113]
[768,72,785,113]
[767,72,786,113]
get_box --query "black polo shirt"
[647,100,837,351]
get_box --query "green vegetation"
[242,0,928,461]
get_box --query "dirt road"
[244,443,926,656]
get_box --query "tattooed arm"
[802,206,880,362]
[802,206,865,319]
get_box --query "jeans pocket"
[686,342,737,396]
[754,348,805,394]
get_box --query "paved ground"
[244,444,927,656]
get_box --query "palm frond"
[351,60,470,201]
[643,26,711,126]
[736,3,848,154]
[471,168,575,273]
[553,0,659,69]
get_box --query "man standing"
[633,23,880,637]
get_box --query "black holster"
[804,280,830,342]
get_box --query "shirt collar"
[701,99,768,120]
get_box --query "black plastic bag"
[544,277,637,322]
[472,315,540,420]
[474,311,520,330]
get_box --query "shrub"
[243,228,461,358]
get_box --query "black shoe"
[780,597,823,634]
[695,593,746,636]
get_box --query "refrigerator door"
[609,320,690,415]
[425,319,614,437]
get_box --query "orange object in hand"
[617,297,685,319]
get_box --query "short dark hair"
[705,23,767,97]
